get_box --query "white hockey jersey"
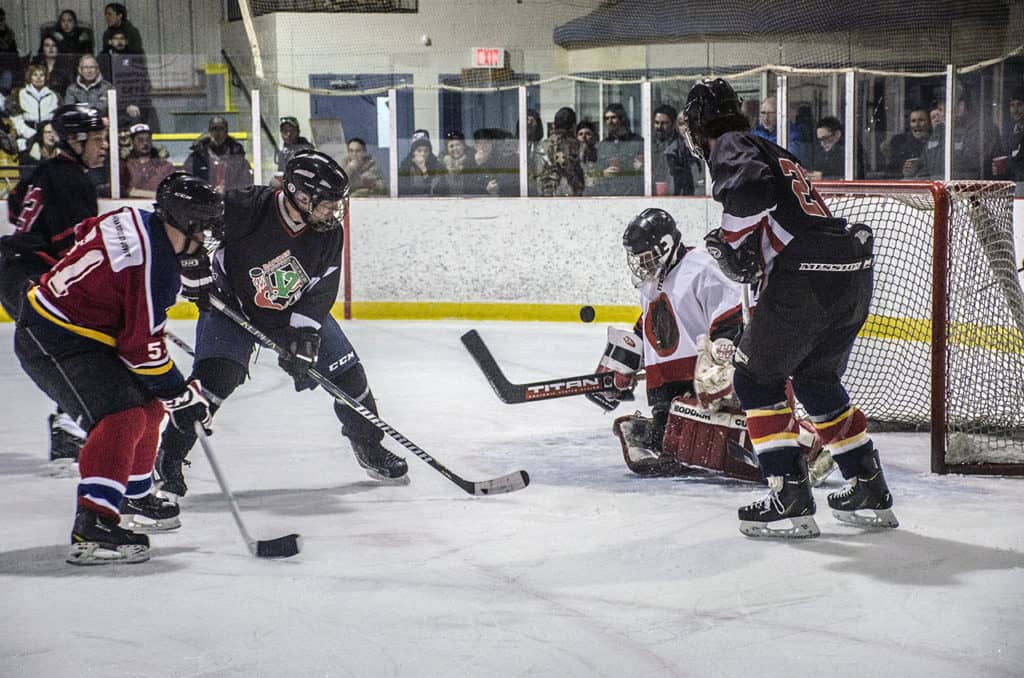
[638,247,743,389]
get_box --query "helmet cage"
[626,232,677,287]
[284,151,350,232]
[288,186,346,233]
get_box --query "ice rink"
[2,319,1023,678]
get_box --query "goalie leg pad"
[662,396,764,483]
[612,414,693,476]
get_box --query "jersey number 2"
[778,158,829,218]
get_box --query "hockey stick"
[194,423,300,559]
[461,329,648,404]
[207,297,529,496]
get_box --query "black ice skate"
[828,449,898,528]
[120,492,182,532]
[48,412,85,476]
[738,457,819,538]
[67,507,150,565]
[155,446,190,499]
[351,438,409,483]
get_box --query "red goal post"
[814,180,1024,475]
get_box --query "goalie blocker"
[614,396,828,484]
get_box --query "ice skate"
[738,456,819,538]
[47,412,85,476]
[120,492,181,532]
[67,507,150,565]
[351,438,410,484]
[155,446,190,500]
[828,449,898,528]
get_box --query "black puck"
[579,305,596,323]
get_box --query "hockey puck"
[579,305,596,323]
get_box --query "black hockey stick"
[194,423,300,559]
[207,297,529,496]
[460,329,642,404]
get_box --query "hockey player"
[0,104,107,469]
[13,173,223,564]
[586,207,748,477]
[682,78,898,538]
[155,149,408,503]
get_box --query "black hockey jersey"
[710,132,862,276]
[3,152,98,267]
[212,186,344,331]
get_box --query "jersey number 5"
[778,158,830,218]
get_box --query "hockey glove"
[693,334,737,410]
[178,252,214,311]
[278,326,321,391]
[585,326,643,412]
[161,380,213,435]
[704,228,763,284]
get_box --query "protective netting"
[817,181,1024,470]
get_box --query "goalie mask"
[283,150,350,232]
[682,78,745,162]
[623,208,682,287]
[155,172,225,243]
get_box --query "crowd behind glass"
[1,5,1021,199]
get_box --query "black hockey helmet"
[155,172,225,241]
[622,208,683,287]
[283,149,350,232]
[682,78,745,162]
[51,103,106,151]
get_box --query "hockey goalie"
[587,208,832,484]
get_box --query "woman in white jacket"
[17,64,59,152]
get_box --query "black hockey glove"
[278,326,321,391]
[704,228,763,284]
[585,327,641,412]
[178,252,214,311]
[161,380,213,435]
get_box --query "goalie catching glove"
[585,327,643,412]
[161,380,212,434]
[278,325,321,391]
[693,334,737,410]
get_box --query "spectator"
[951,91,1001,179]
[469,127,517,196]
[597,102,643,195]
[807,115,847,179]
[537,106,584,197]
[49,9,94,56]
[518,108,544,195]
[64,54,114,116]
[740,98,759,131]
[397,133,445,196]
[31,35,73,98]
[576,120,600,192]
[438,130,475,195]
[993,86,1024,182]
[753,96,813,162]
[99,28,156,130]
[101,3,143,55]
[664,108,699,195]
[753,96,778,141]
[650,103,695,196]
[274,115,313,174]
[912,100,947,178]
[17,64,59,151]
[183,115,252,193]
[342,136,386,197]
[880,107,930,178]
[0,8,17,94]
[122,122,174,197]
[24,119,56,165]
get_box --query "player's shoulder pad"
[99,207,149,273]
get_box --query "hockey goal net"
[814,180,1024,475]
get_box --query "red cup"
[992,155,1009,176]
[655,181,668,196]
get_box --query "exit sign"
[473,47,504,68]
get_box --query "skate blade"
[45,459,79,478]
[66,542,150,565]
[832,508,899,529]
[119,514,181,533]
[739,516,820,539]
[363,468,411,485]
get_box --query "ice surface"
[1,320,1022,677]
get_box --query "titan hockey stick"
[194,423,301,559]
[460,329,646,404]
[208,297,529,496]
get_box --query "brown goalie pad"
[662,396,764,483]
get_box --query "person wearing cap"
[397,133,446,196]
[274,115,313,174]
[184,116,252,193]
[99,27,155,131]
[122,123,174,197]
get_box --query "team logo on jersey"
[645,292,680,357]
[249,251,310,310]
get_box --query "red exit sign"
[473,47,504,68]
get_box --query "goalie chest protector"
[662,396,763,483]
